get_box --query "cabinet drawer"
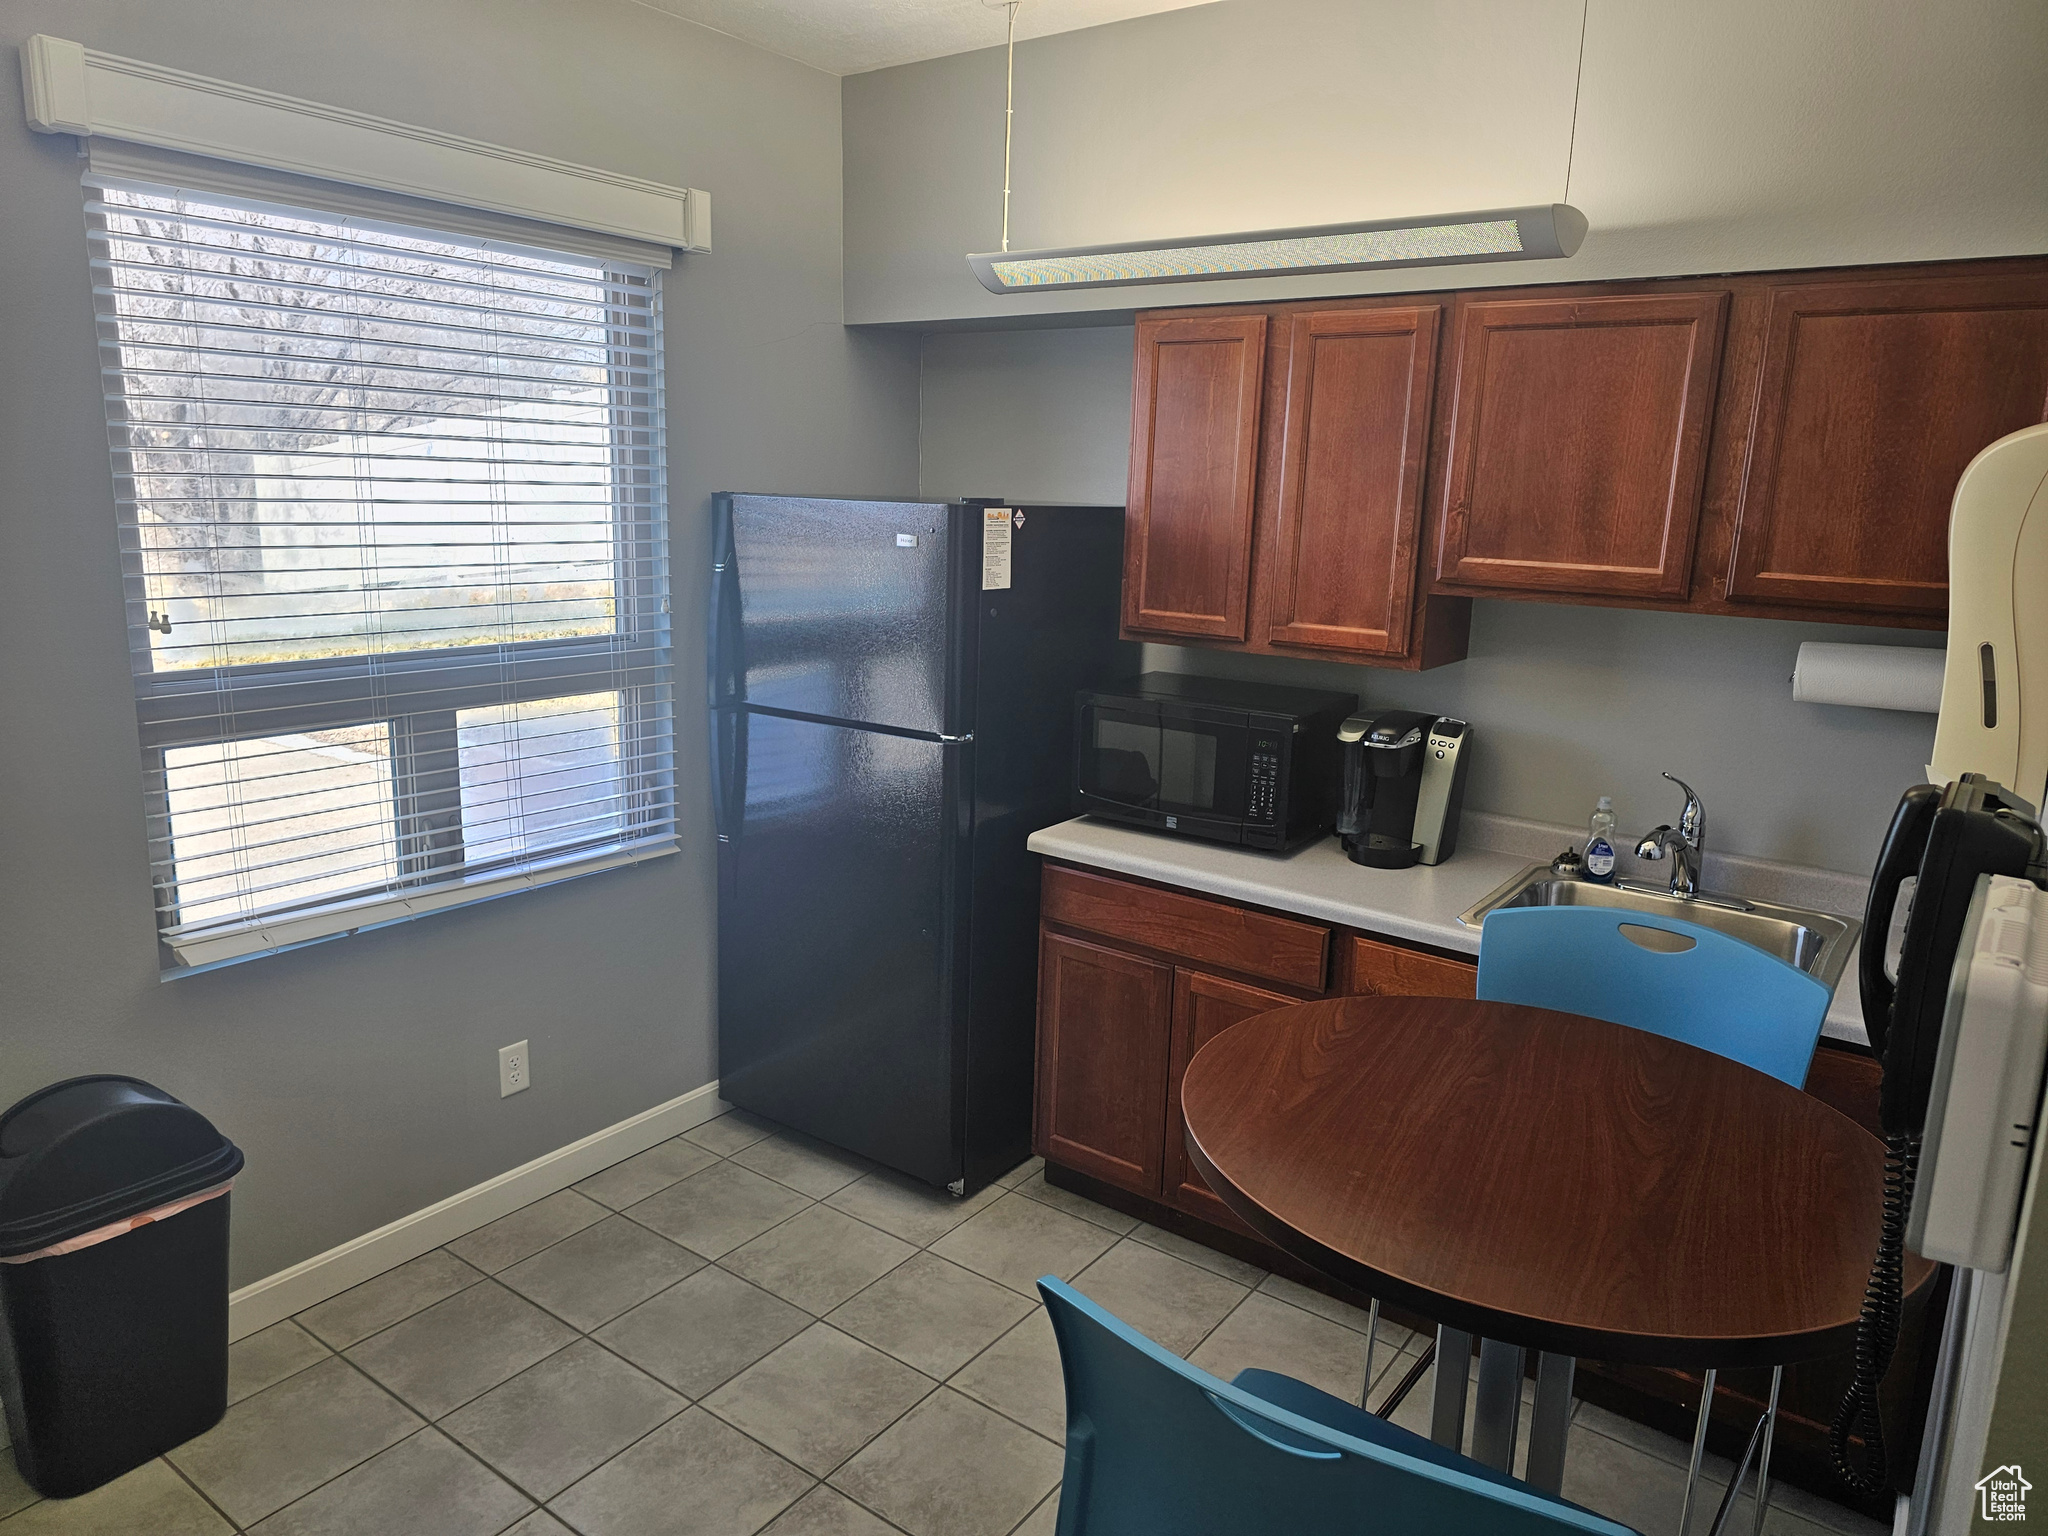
[1342,934,1476,998]
[1041,865,1329,992]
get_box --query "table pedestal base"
[1430,1327,1576,1496]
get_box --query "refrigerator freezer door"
[718,709,968,1187]
[719,495,960,735]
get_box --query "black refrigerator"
[711,496,1134,1195]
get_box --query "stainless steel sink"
[1458,866,1862,991]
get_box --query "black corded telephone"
[1835,774,2048,1492]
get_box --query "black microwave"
[1074,674,1357,850]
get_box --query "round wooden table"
[1180,994,1934,1495]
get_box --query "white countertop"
[1027,816,1871,1046]
[1028,816,1526,956]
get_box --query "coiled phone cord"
[1829,1131,1919,1495]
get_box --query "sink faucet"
[1634,773,1706,898]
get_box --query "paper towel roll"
[1792,642,1945,712]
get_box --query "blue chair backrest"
[1475,905,1831,1086]
[1037,1277,1639,1536]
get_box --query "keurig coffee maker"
[1336,711,1472,868]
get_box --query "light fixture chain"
[1564,0,1589,205]
[1002,0,1018,252]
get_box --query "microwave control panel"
[1249,735,1281,823]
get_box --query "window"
[89,179,674,970]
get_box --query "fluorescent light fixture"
[968,204,1588,294]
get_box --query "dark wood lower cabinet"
[1032,860,1934,1520]
[1342,932,1480,998]
[1164,970,1296,1236]
[1033,930,1172,1191]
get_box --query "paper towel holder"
[1791,642,1945,713]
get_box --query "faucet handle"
[1661,772,1705,845]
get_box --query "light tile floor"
[0,1110,1892,1536]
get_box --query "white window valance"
[20,34,709,261]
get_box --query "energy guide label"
[982,508,1014,590]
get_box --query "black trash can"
[0,1076,244,1497]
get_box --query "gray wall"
[919,327,1939,873]
[0,0,921,1285]
[846,0,2048,325]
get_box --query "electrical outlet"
[499,1040,530,1097]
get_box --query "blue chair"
[1037,1277,1642,1536]
[1475,905,1831,1088]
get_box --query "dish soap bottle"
[1584,797,1618,883]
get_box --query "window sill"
[160,835,680,975]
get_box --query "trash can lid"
[0,1076,244,1258]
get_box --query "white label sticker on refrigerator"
[895,533,918,547]
[982,508,1014,590]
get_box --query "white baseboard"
[228,1080,725,1341]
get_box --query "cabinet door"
[1124,314,1268,639]
[1341,934,1477,999]
[1164,969,1296,1232]
[1433,292,1729,599]
[1725,275,2048,615]
[1035,930,1173,1194]
[1262,306,1442,656]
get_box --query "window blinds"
[88,176,675,971]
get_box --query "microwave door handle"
[1861,784,1941,1057]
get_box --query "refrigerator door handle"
[713,708,746,842]
[938,732,974,745]
[709,511,744,709]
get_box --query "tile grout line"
[161,1455,247,1535]
[489,1131,958,1526]
[1009,1487,1061,1536]
[417,1416,554,1525]
[1177,1279,1257,1363]
[170,1351,445,1531]
[702,1363,943,1487]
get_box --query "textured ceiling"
[630,0,1223,75]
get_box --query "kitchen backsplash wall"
[919,325,1940,875]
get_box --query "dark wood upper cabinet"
[1033,930,1173,1193]
[1123,314,1268,640]
[1125,258,2047,639]
[1723,274,2048,615]
[1433,291,1729,600]
[1261,306,1442,657]
[1163,969,1295,1233]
